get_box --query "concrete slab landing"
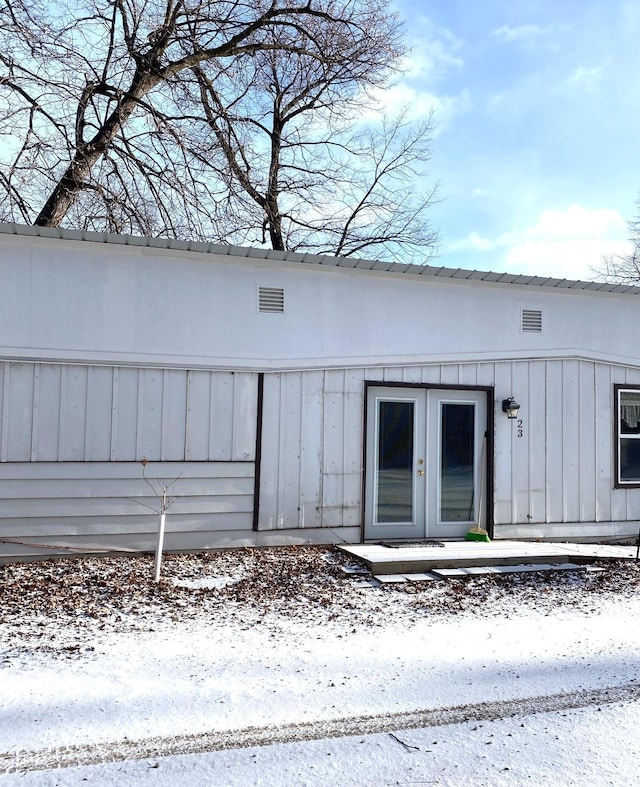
[337,540,637,576]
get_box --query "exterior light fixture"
[502,396,521,419]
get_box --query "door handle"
[417,469,425,476]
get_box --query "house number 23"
[517,419,524,438]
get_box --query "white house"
[1,223,639,560]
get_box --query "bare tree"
[193,23,439,260]
[0,0,438,259]
[599,195,640,283]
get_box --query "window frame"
[614,384,640,488]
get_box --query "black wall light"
[502,396,521,419]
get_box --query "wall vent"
[521,308,543,333]
[258,287,285,314]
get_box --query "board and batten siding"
[0,362,258,559]
[2,356,637,557]
[258,359,639,542]
[494,358,640,540]
[258,370,363,537]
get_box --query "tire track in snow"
[3,681,640,774]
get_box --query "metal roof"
[2,221,639,295]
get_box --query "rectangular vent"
[521,309,542,333]
[258,287,285,314]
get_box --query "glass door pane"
[440,402,475,522]
[376,400,414,523]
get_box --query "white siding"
[0,461,254,560]
[0,362,257,462]
[494,358,624,532]
[489,357,639,538]
[1,356,639,551]
[259,369,365,531]
[0,363,259,559]
[4,228,640,553]
[259,360,639,541]
[3,229,640,375]
[526,362,546,524]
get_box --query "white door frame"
[364,387,426,540]
[364,384,491,541]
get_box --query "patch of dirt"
[1,546,638,659]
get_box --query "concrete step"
[338,540,636,576]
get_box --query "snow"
[170,574,243,591]
[5,701,639,786]
[1,547,639,784]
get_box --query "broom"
[465,434,490,542]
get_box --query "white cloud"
[398,13,465,82]
[522,205,624,240]
[447,205,630,280]
[505,205,629,279]
[566,66,605,91]
[359,22,468,132]
[401,42,464,81]
[568,65,604,84]
[471,188,497,199]
[492,24,547,42]
[491,22,565,52]
[448,231,497,253]
[366,84,472,133]
[347,15,470,133]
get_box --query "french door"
[364,386,488,540]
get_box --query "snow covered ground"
[1,546,639,785]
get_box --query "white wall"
[0,361,258,560]
[258,360,640,542]
[259,370,363,532]
[1,232,639,372]
[0,461,255,560]
[2,231,640,554]
[0,363,256,462]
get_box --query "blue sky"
[388,0,640,279]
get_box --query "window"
[615,385,640,486]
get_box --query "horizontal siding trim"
[5,349,640,374]
[0,495,254,519]
[495,521,638,542]
[0,461,253,480]
[0,512,254,538]
[0,476,253,499]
